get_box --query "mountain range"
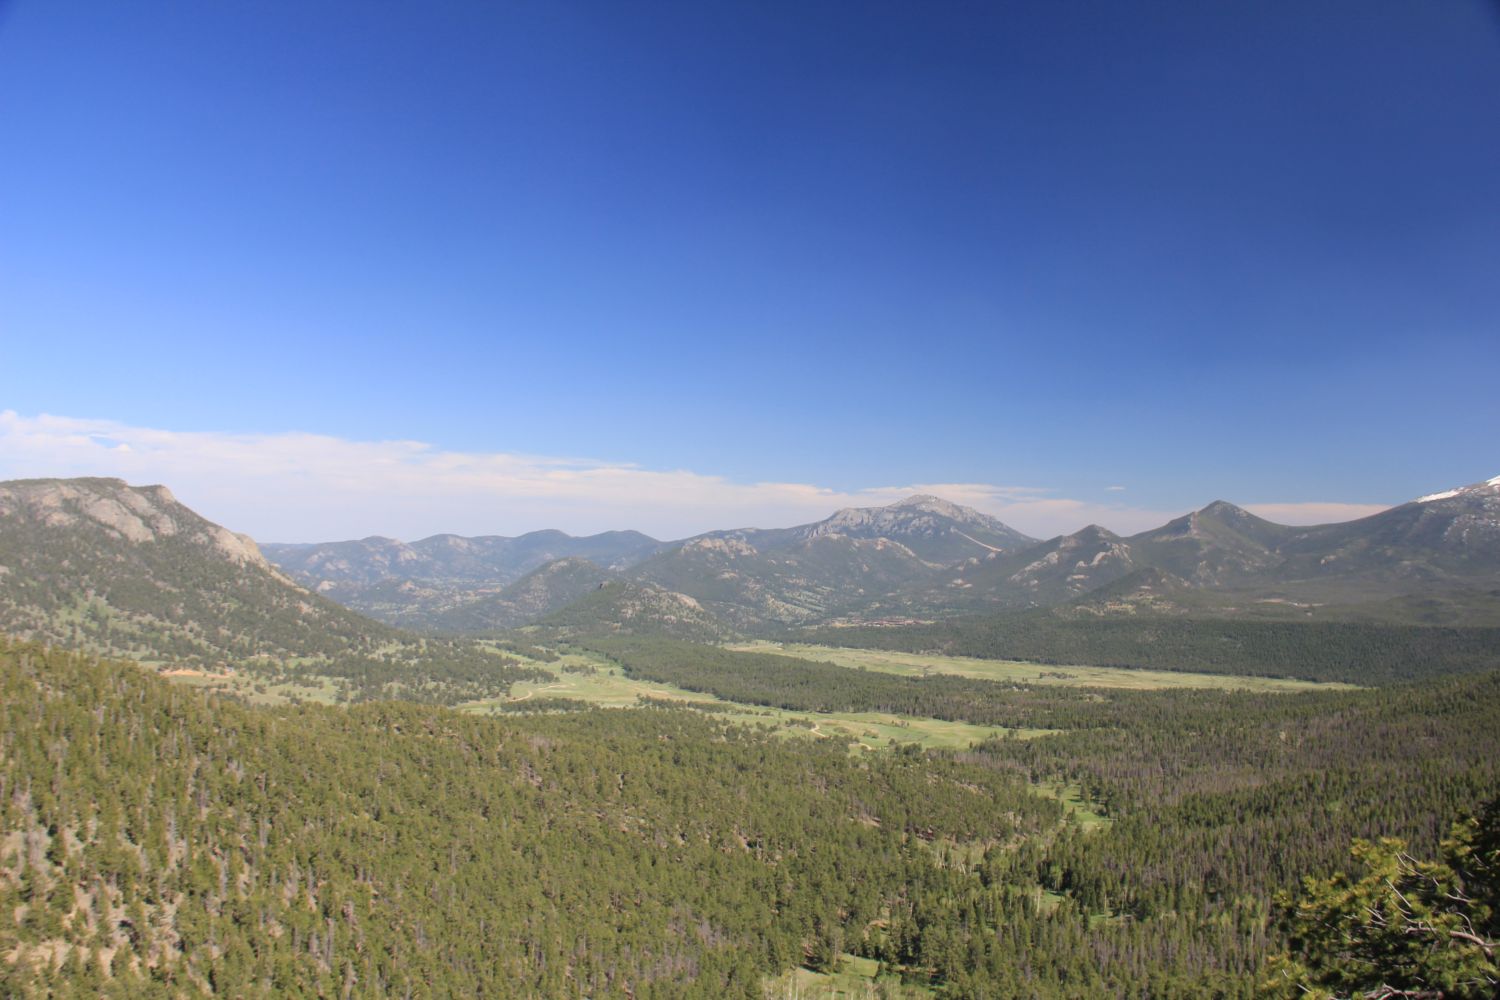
[258,476,1500,633]
[262,494,1043,632]
[2,474,1498,666]
[912,477,1500,625]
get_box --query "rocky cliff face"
[0,478,269,567]
[0,477,397,664]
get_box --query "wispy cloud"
[1241,502,1390,526]
[1104,485,1126,492]
[0,412,1385,541]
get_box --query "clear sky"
[1,1,1497,541]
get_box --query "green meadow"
[728,641,1358,691]
[769,953,931,999]
[460,649,1046,751]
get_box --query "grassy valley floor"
[724,642,1355,691]
[460,646,1053,751]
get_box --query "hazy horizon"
[0,410,1415,543]
[2,3,1495,539]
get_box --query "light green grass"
[463,649,716,709]
[459,650,1041,751]
[768,953,931,999]
[1035,888,1068,914]
[1031,782,1110,830]
[727,642,1358,691]
[709,704,1045,752]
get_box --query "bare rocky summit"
[0,477,398,664]
[0,477,269,567]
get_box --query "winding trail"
[506,683,566,704]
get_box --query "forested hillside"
[7,640,1497,997]
[537,581,734,641]
[0,478,552,705]
[0,479,396,665]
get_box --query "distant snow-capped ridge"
[1416,474,1500,504]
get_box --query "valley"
[722,641,1351,692]
[10,4,1498,995]
[462,646,1059,751]
[1,475,1497,997]
[163,637,1319,752]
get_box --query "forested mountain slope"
[0,478,388,663]
[5,641,1498,997]
[0,478,541,704]
[537,580,735,642]
[432,556,619,632]
[0,641,1063,997]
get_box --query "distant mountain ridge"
[621,496,1040,630]
[263,528,664,588]
[881,476,1500,625]
[255,476,1500,631]
[264,494,1041,631]
[9,473,1499,644]
[261,528,668,631]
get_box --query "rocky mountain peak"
[1199,500,1250,519]
[817,494,1010,534]
[887,494,975,519]
[0,477,268,567]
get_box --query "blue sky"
[1,2,1497,541]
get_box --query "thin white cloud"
[1242,502,1390,526]
[1104,485,1126,492]
[0,411,1385,542]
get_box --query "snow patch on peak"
[1416,475,1500,504]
